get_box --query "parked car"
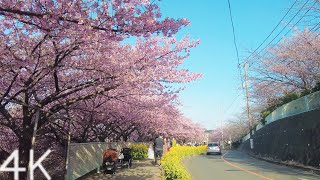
[206,142,222,155]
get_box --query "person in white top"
[147,144,155,159]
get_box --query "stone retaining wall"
[241,109,320,168]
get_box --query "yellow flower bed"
[161,145,206,180]
[130,143,149,160]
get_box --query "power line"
[244,0,299,63]
[310,21,320,32]
[224,92,242,114]
[227,0,241,67]
[254,0,311,59]
[227,0,244,88]
[240,1,319,115]
[252,1,319,96]
[239,0,314,101]
[313,25,320,37]
[261,0,316,57]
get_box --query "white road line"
[298,178,309,180]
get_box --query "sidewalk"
[81,159,162,180]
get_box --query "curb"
[244,151,320,176]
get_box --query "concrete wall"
[241,109,320,167]
[66,142,151,180]
[240,91,320,167]
[265,91,320,124]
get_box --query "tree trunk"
[18,127,32,180]
[123,136,128,142]
[20,99,33,180]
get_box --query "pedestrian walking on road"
[163,137,168,153]
[167,138,171,151]
[154,134,164,166]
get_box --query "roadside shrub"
[161,145,206,180]
[171,139,177,147]
[260,110,271,125]
[260,92,300,124]
[129,143,148,160]
[300,89,312,97]
[281,92,299,104]
[312,82,320,92]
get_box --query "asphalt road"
[184,150,320,180]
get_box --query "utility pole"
[65,108,73,179]
[243,63,251,130]
[218,104,224,149]
[244,63,254,149]
[221,119,224,149]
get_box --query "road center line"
[221,151,274,180]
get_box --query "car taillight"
[218,146,221,149]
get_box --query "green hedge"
[161,146,206,180]
[129,143,148,160]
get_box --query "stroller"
[118,148,132,168]
[102,148,118,174]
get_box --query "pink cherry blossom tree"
[250,29,320,106]
[0,0,201,178]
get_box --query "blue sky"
[158,0,297,129]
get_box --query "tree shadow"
[81,159,161,180]
[223,150,320,179]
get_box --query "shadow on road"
[221,150,319,179]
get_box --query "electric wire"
[243,0,299,63]
[261,0,316,57]
[227,0,245,89]
[252,1,318,95]
[255,0,311,59]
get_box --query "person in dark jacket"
[154,135,164,165]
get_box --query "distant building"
[204,130,214,143]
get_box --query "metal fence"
[65,142,151,180]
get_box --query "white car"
[206,142,222,155]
